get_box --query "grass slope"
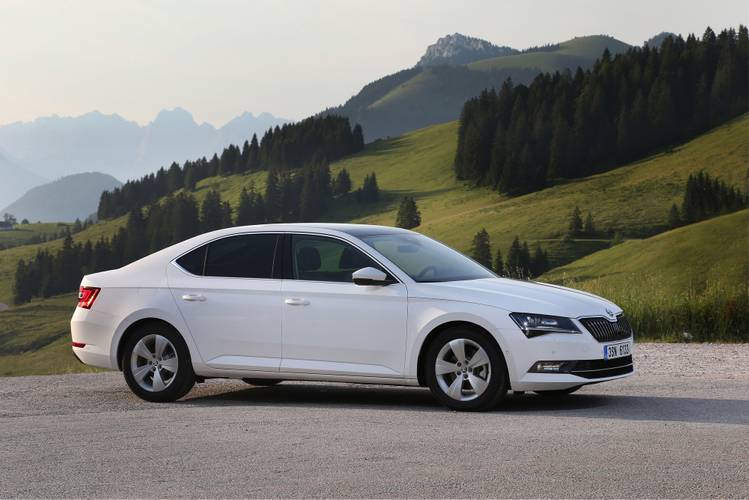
[328,113,747,257]
[0,222,71,249]
[468,35,631,73]
[0,294,104,376]
[542,210,748,290]
[540,210,749,341]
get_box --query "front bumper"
[503,328,635,391]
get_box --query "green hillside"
[541,210,749,341]
[329,34,631,141]
[542,210,748,290]
[327,113,747,255]
[0,222,72,249]
[468,35,631,72]
[0,113,746,307]
[0,294,103,376]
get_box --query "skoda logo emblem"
[605,308,616,318]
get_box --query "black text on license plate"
[604,341,631,360]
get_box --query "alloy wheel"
[129,334,179,392]
[434,338,491,401]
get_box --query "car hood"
[408,278,621,319]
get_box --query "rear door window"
[201,234,279,279]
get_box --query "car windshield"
[358,233,495,283]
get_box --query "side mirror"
[352,267,390,286]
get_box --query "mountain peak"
[645,32,678,48]
[417,33,517,67]
[152,107,196,127]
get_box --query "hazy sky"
[1,0,746,127]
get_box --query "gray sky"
[1,0,746,127]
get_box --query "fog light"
[534,361,563,372]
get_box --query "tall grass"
[557,276,749,342]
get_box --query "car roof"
[227,222,412,237]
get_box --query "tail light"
[77,286,100,309]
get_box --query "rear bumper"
[70,307,118,370]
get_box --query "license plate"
[603,341,632,360]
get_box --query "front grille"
[580,315,633,342]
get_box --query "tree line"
[669,171,747,228]
[13,166,381,304]
[98,115,364,219]
[454,26,749,195]
[470,228,550,279]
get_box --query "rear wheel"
[242,378,283,386]
[122,323,195,402]
[535,385,583,397]
[425,327,508,411]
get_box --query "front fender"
[405,298,523,382]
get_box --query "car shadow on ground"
[181,383,749,425]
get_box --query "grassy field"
[0,222,71,249]
[0,294,104,376]
[542,210,749,342]
[326,113,747,255]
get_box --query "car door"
[167,233,284,371]
[280,233,408,377]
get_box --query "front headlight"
[509,312,581,338]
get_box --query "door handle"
[285,297,310,306]
[181,293,206,302]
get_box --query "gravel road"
[1,343,747,498]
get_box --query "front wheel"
[122,323,195,402]
[425,328,508,411]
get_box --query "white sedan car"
[71,223,634,411]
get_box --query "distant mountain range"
[1,172,122,222]
[0,152,47,211]
[324,33,633,141]
[0,108,288,186]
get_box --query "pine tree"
[333,168,352,196]
[506,237,523,278]
[265,170,281,222]
[470,229,492,268]
[583,211,596,236]
[247,134,260,171]
[494,248,505,276]
[352,124,365,151]
[201,190,224,232]
[395,196,421,229]
[568,206,583,237]
[530,243,550,277]
[355,172,380,203]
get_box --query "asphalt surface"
[1,344,747,498]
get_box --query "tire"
[122,322,195,402]
[425,327,508,411]
[535,385,583,397]
[242,378,283,386]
